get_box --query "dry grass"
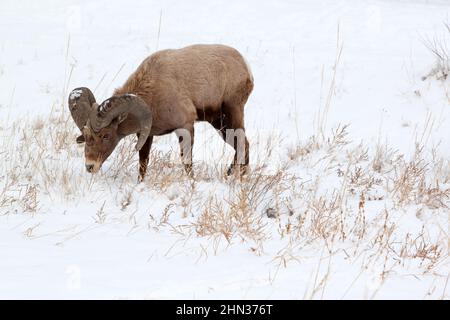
[315,23,344,140]
[1,101,448,230]
[0,104,448,298]
[0,83,448,299]
[422,22,450,81]
[276,125,448,289]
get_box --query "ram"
[68,44,254,181]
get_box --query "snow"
[69,89,83,101]
[0,0,449,299]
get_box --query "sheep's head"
[68,88,152,173]
[80,117,125,173]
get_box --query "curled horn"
[90,94,152,151]
[68,87,97,131]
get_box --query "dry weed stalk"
[0,83,447,296]
[422,22,450,81]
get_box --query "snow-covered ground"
[0,0,449,299]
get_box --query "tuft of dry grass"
[0,97,448,298]
[422,22,450,81]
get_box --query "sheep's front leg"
[138,135,153,182]
[175,124,194,176]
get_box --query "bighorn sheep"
[68,44,253,181]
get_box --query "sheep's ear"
[76,134,85,144]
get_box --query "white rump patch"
[69,89,83,100]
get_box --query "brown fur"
[114,44,253,134]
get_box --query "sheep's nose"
[86,164,94,172]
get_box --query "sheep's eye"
[103,134,111,141]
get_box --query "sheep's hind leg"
[211,110,249,176]
[225,126,249,176]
